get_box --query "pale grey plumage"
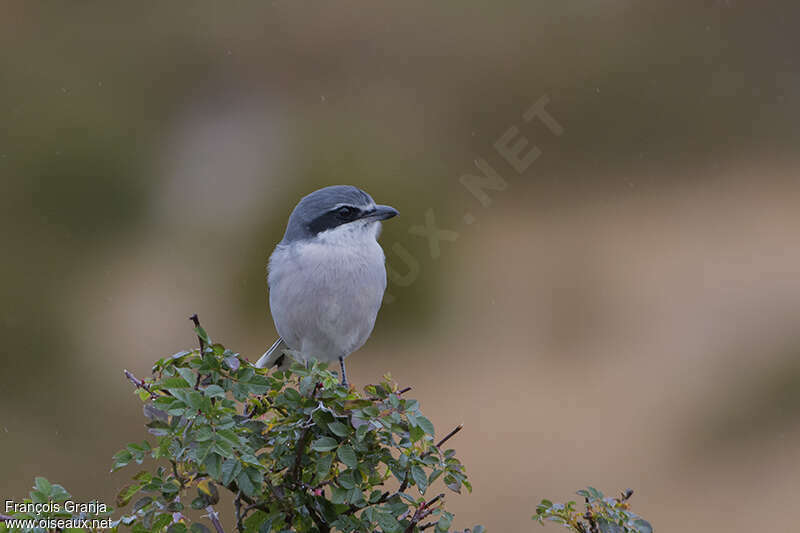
[255,185,398,384]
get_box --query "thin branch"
[402,494,445,533]
[189,313,206,352]
[289,382,322,484]
[423,493,444,508]
[341,491,392,516]
[436,424,463,448]
[124,369,157,398]
[204,505,226,533]
[368,386,412,401]
[234,491,244,533]
[303,496,330,533]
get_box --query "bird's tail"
[255,337,289,369]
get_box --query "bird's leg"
[338,356,348,386]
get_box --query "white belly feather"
[267,223,387,363]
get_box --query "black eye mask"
[307,205,364,235]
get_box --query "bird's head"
[281,185,398,244]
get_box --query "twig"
[368,386,412,401]
[436,424,463,448]
[234,491,244,533]
[398,469,410,492]
[341,491,392,516]
[204,505,226,533]
[618,488,634,502]
[124,369,157,398]
[189,313,206,352]
[289,382,322,484]
[303,497,330,533]
[423,493,444,509]
[402,494,445,533]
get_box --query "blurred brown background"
[2,2,800,531]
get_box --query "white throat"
[315,219,382,247]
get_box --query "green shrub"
[1,317,652,533]
[534,488,652,533]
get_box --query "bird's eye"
[336,206,357,219]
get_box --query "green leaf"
[216,428,240,447]
[194,325,210,346]
[204,453,222,481]
[112,449,133,471]
[190,524,211,533]
[133,496,152,512]
[597,517,624,533]
[348,486,364,505]
[587,486,604,500]
[330,486,348,505]
[337,445,358,470]
[176,367,196,387]
[444,474,461,494]
[316,453,334,483]
[161,377,191,390]
[436,511,453,532]
[167,523,188,533]
[328,421,350,437]
[193,425,214,442]
[355,424,369,442]
[153,513,172,530]
[237,471,256,498]
[220,458,240,486]
[338,470,355,489]
[417,416,435,436]
[411,465,428,493]
[115,484,141,507]
[34,477,52,496]
[311,437,339,452]
[204,385,226,399]
[243,510,270,533]
[375,512,401,533]
[409,425,424,443]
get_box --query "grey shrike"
[255,185,398,385]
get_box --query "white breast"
[267,221,387,363]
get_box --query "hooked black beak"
[366,205,399,221]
